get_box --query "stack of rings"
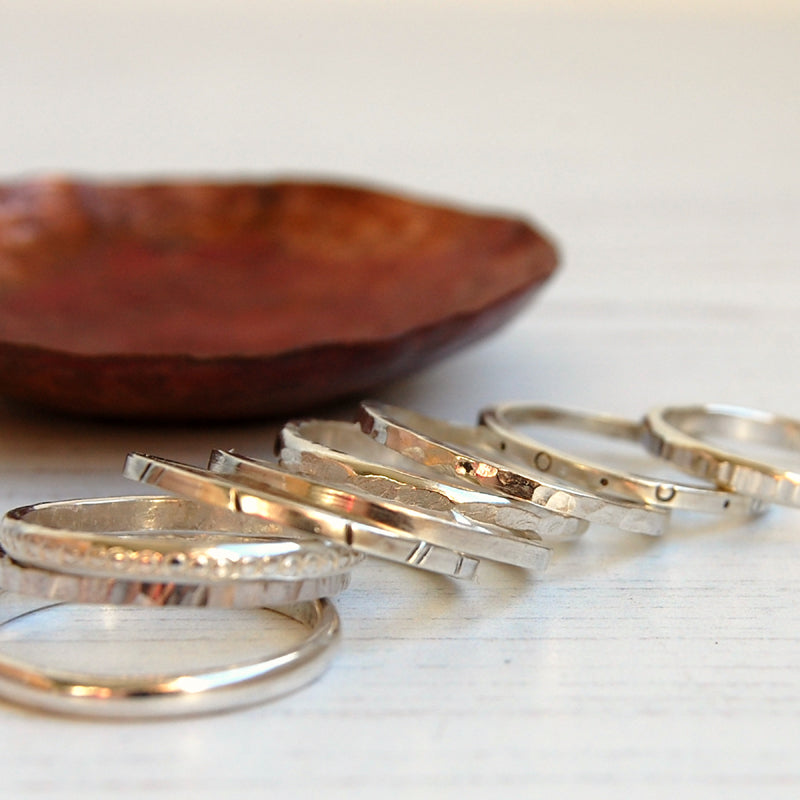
[0,496,356,717]
[1,399,797,717]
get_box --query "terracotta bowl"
[0,178,558,420]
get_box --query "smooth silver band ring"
[0,597,340,717]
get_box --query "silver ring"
[279,419,588,540]
[643,403,800,506]
[1,496,362,583]
[358,401,669,536]
[211,446,551,570]
[0,597,340,717]
[0,545,351,606]
[480,404,765,515]
[124,453,483,579]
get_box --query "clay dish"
[0,178,558,420]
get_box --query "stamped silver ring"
[479,403,765,515]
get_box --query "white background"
[0,1,799,797]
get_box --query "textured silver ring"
[278,419,588,540]
[1,496,361,583]
[357,401,669,536]
[644,403,800,506]
[0,545,351,606]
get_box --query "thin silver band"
[278,419,588,540]
[357,401,669,536]
[210,447,551,570]
[0,597,340,717]
[479,404,765,514]
[1,496,361,583]
[0,545,351,605]
[124,454,482,579]
[643,403,800,506]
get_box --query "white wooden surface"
[1,1,799,797]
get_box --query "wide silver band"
[0,545,351,606]
[0,597,340,717]
[210,447,551,570]
[358,401,669,536]
[278,419,588,540]
[1,496,362,583]
[480,404,765,515]
[124,454,482,579]
[643,403,800,506]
